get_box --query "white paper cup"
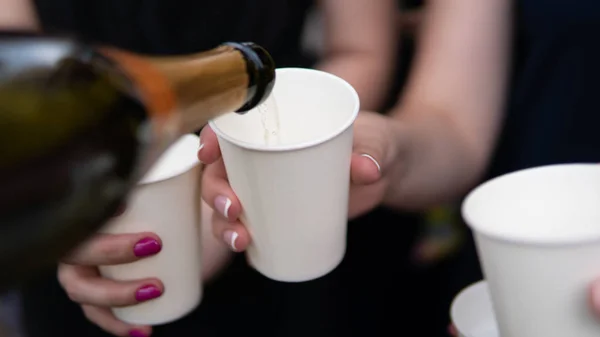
[450,281,499,337]
[209,68,359,282]
[462,163,600,337]
[98,134,203,325]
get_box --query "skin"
[0,0,38,30]
[0,0,397,335]
[4,0,600,334]
[202,0,600,329]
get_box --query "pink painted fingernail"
[129,330,148,337]
[223,230,239,251]
[133,238,162,257]
[135,285,162,302]
[360,154,381,172]
[214,195,232,219]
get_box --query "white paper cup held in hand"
[450,281,498,337]
[462,164,600,337]
[99,134,202,325]
[210,68,359,282]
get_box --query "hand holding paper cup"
[462,164,600,337]
[209,68,359,282]
[99,134,203,325]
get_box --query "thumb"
[197,125,222,164]
[589,279,600,317]
[350,151,382,185]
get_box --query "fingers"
[448,323,459,337]
[351,115,385,185]
[350,153,382,185]
[81,305,152,337]
[201,159,242,222]
[197,126,221,164]
[590,279,600,317]
[202,161,250,251]
[63,233,162,266]
[210,211,251,252]
[58,264,163,307]
[199,127,251,252]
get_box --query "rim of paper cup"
[208,67,360,152]
[462,163,600,246]
[450,280,492,336]
[139,134,201,185]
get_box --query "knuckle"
[56,265,69,285]
[96,238,130,262]
[211,213,227,232]
[64,283,83,303]
[57,267,81,302]
[103,287,129,307]
[81,305,97,322]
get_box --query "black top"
[19,1,426,337]
[34,0,313,64]
[489,0,600,177]
[454,0,600,324]
[21,0,600,336]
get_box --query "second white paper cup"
[450,281,498,337]
[209,68,359,282]
[462,164,600,337]
[99,134,203,325]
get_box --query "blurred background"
[0,1,483,336]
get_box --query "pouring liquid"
[257,94,282,146]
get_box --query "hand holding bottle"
[0,33,275,289]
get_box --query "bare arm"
[385,0,512,209]
[316,0,397,111]
[0,0,39,30]
[397,7,424,38]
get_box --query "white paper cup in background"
[450,281,498,337]
[99,134,202,325]
[462,164,600,337]
[209,68,359,282]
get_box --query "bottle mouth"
[223,42,276,114]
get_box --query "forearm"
[383,0,512,210]
[316,52,394,111]
[0,0,39,30]
[397,8,424,37]
[383,109,492,210]
[317,0,397,111]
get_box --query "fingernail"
[197,142,205,162]
[129,330,148,337]
[135,285,162,302]
[214,195,232,219]
[360,154,381,172]
[223,230,239,251]
[133,238,162,257]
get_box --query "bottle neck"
[99,45,254,136]
[147,45,251,133]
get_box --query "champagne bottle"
[0,31,276,289]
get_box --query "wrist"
[381,116,417,209]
